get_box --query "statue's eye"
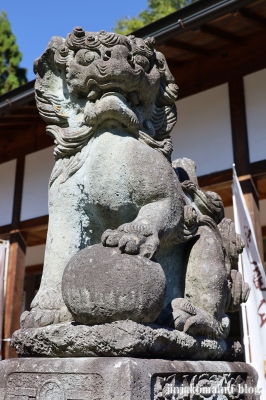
[75,50,99,66]
[134,55,150,73]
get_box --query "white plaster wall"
[0,160,16,226]
[21,147,54,221]
[25,244,45,267]
[244,69,266,163]
[171,84,233,177]
[224,206,234,221]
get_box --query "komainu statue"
[14,28,249,358]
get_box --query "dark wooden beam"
[171,30,266,99]
[250,159,266,179]
[20,215,49,232]
[0,122,37,128]
[11,106,38,113]
[198,168,232,188]
[25,264,43,276]
[0,216,49,248]
[1,115,42,124]
[237,8,266,30]
[197,159,266,207]
[12,157,25,230]
[165,39,211,55]
[0,225,11,237]
[165,58,185,70]
[228,78,250,176]
[0,215,48,236]
[200,24,242,43]
[195,160,266,196]
[228,77,251,177]
[3,157,27,359]
[0,122,53,165]
[3,230,27,359]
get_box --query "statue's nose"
[102,47,128,62]
[102,50,112,62]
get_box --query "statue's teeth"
[87,85,102,101]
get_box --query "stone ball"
[62,243,166,325]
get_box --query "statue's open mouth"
[84,90,141,133]
[101,91,139,107]
[86,80,140,107]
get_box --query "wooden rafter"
[165,39,211,55]
[237,7,266,29]
[1,115,41,124]
[170,30,266,99]
[200,24,242,43]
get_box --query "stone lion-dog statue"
[20,27,249,340]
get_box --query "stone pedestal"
[0,357,259,399]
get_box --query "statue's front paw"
[20,306,72,329]
[20,287,72,328]
[156,298,196,330]
[175,205,198,244]
[101,222,160,259]
[184,312,230,340]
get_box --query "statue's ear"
[143,36,155,52]
[34,36,70,125]
[34,36,65,77]
[151,52,178,139]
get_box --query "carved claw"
[155,298,195,330]
[171,298,196,331]
[101,222,160,259]
[226,269,250,313]
[181,180,198,194]
[118,234,142,255]
[101,229,123,247]
[20,306,72,329]
[183,205,198,231]
[157,298,230,340]
[140,235,160,259]
[20,288,72,329]
[175,205,198,243]
[172,297,196,315]
[184,311,230,340]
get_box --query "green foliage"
[113,0,197,35]
[0,11,27,94]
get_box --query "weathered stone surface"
[16,27,250,353]
[12,320,242,360]
[0,357,259,400]
[172,157,199,185]
[62,244,166,324]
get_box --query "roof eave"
[130,0,256,44]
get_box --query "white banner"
[232,166,266,395]
[0,241,7,361]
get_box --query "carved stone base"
[0,358,259,399]
[12,320,243,360]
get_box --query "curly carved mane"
[34,28,178,183]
